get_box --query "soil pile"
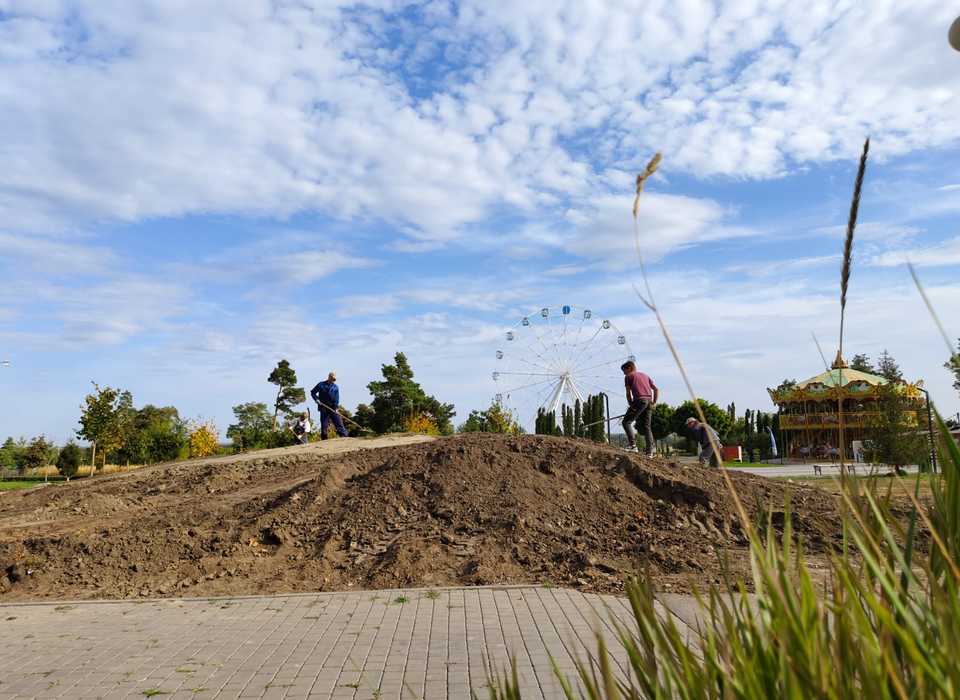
[0,434,841,600]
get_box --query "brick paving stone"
[0,587,697,700]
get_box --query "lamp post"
[919,388,937,473]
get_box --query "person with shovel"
[311,372,348,439]
[686,416,723,468]
[621,360,658,456]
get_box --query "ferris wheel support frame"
[545,373,586,415]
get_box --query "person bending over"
[686,416,723,468]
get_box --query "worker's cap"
[685,417,698,426]
[328,372,336,381]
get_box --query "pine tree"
[877,349,903,382]
[267,359,306,429]
[850,353,875,373]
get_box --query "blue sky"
[1,0,959,442]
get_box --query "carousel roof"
[797,367,889,389]
[766,351,921,404]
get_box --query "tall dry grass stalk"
[629,152,752,535]
[836,137,870,475]
[839,137,870,358]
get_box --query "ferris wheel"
[492,305,634,423]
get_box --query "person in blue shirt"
[310,372,348,439]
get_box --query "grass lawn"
[724,461,782,468]
[0,480,49,491]
[777,472,935,505]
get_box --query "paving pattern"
[0,587,701,700]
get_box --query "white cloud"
[869,236,960,268]
[560,191,754,266]
[0,232,118,275]
[1,0,957,244]
[336,294,400,318]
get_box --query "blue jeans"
[319,406,348,438]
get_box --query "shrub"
[188,420,219,458]
[402,413,440,436]
[56,442,82,480]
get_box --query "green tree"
[850,353,875,373]
[651,403,675,440]
[458,401,522,435]
[866,384,926,469]
[353,403,376,432]
[76,383,125,471]
[0,437,19,469]
[226,402,274,451]
[459,410,489,433]
[21,435,52,474]
[876,349,903,382]
[366,353,455,435]
[774,379,798,393]
[592,395,608,442]
[671,399,732,442]
[945,338,960,396]
[267,359,306,428]
[136,405,186,463]
[57,442,82,480]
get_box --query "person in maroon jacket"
[621,360,659,455]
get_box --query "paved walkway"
[0,587,701,700]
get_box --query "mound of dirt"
[0,434,841,600]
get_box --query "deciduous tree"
[226,402,273,451]
[671,399,732,442]
[21,435,52,474]
[57,442,82,480]
[866,384,926,469]
[945,339,960,397]
[76,383,125,471]
[651,403,675,440]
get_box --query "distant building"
[767,352,927,460]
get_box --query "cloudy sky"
[1,0,959,442]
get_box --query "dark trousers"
[319,406,348,438]
[623,399,654,454]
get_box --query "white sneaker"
[621,444,639,452]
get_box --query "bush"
[402,413,440,436]
[188,420,219,458]
[56,442,82,480]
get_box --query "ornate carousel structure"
[767,352,926,460]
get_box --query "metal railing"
[780,411,918,429]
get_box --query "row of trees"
[75,383,220,468]
[533,395,608,441]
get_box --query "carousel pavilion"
[767,352,926,459]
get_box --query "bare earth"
[0,433,843,601]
